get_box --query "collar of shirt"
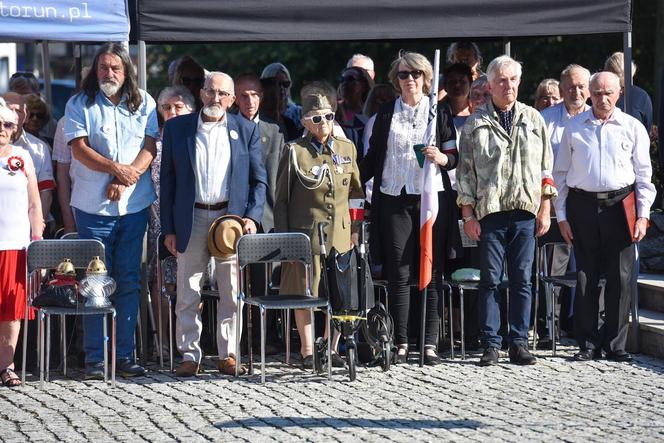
[309,136,334,154]
[197,112,228,132]
[583,107,626,127]
[98,90,128,107]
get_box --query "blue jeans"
[75,208,148,364]
[478,210,535,349]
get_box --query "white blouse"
[0,145,34,250]
[380,96,443,196]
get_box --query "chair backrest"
[236,233,312,268]
[27,239,105,272]
[61,232,80,240]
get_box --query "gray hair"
[589,71,621,92]
[260,62,292,82]
[470,75,489,92]
[204,71,234,91]
[446,42,483,67]
[560,64,590,84]
[157,86,196,110]
[486,55,522,82]
[346,53,375,71]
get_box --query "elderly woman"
[274,81,364,370]
[0,99,44,387]
[261,62,303,139]
[534,79,561,111]
[147,86,195,314]
[361,52,458,365]
[469,75,491,113]
[24,94,52,142]
[447,42,484,81]
[172,55,206,111]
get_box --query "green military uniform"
[274,133,364,297]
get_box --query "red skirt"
[0,249,34,321]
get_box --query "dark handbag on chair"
[32,281,81,309]
[324,247,374,313]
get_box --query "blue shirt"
[65,89,159,216]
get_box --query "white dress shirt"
[553,107,655,220]
[541,101,590,159]
[195,114,231,204]
[381,96,443,196]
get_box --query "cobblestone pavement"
[1,343,663,442]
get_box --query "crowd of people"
[0,40,656,387]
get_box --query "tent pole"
[138,40,147,90]
[41,41,52,110]
[622,31,632,113]
[504,38,511,57]
[74,44,82,87]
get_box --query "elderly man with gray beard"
[65,43,159,380]
[160,71,267,377]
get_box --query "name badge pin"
[230,130,239,140]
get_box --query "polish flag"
[419,49,441,291]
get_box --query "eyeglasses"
[202,88,232,98]
[160,103,188,112]
[29,113,46,120]
[397,70,424,80]
[181,76,204,87]
[0,121,17,131]
[303,113,335,124]
[340,76,361,84]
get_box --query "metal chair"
[21,239,116,387]
[234,232,332,383]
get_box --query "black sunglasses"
[180,76,204,87]
[10,71,37,80]
[397,70,424,80]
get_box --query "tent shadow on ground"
[214,417,483,430]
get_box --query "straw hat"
[207,215,245,259]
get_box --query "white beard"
[202,104,224,119]
[100,81,121,98]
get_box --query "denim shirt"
[65,89,159,216]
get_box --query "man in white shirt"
[2,92,54,229]
[160,72,267,377]
[553,72,655,362]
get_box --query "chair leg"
[157,293,164,369]
[440,285,447,345]
[21,306,29,385]
[460,289,466,360]
[45,315,51,382]
[168,298,174,373]
[103,314,108,383]
[310,309,316,375]
[111,311,116,387]
[546,283,555,356]
[449,288,455,360]
[247,302,253,375]
[61,315,67,377]
[39,310,44,388]
[552,294,558,357]
[260,306,266,384]
[235,298,242,378]
[285,309,291,365]
[327,306,332,380]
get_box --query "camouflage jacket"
[456,101,556,220]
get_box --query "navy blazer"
[160,112,267,253]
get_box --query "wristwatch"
[462,215,475,223]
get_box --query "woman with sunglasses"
[0,99,44,388]
[361,52,458,365]
[274,81,364,370]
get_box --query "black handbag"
[324,247,374,313]
[32,283,80,309]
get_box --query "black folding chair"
[234,233,332,383]
[21,239,116,387]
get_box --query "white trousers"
[175,208,239,362]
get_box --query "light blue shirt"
[65,89,159,216]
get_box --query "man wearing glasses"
[160,71,267,377]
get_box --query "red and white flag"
[419,49,441,291]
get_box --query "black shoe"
[116,359,146,377]
[606,350,633,362]
[508,345,537,365]
[84,362,104,381]
[573,349,602,361]
[424,352,443,366]
[330,352,345,368]
[478,347,499,366]
[301,355,314,370]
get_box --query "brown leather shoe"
[175,360,200,377]
[218,354,246,376]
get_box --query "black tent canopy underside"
[137,0,631,42]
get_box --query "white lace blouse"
[380,96,443,196]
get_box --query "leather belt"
[194,201,228,210]
[570,184,634,200]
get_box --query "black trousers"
[567,189,635,352]
[378,190,445,347]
